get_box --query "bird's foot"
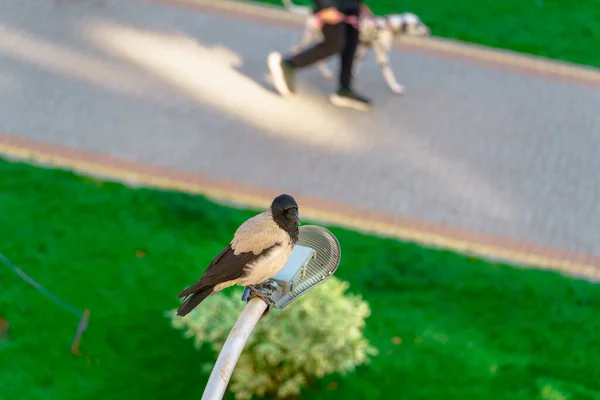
[247,286,275,307]
[256,281,278,293]
[247,286,275,319]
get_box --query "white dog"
[282,0,431,94]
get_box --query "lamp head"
[242,225,341,309]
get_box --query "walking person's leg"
[339,12,359,91]
[268,22,343,97]
[329,10,372,110]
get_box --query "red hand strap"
[314,14,360,30]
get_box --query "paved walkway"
[1,0,599,263]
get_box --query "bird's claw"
[246,286,275,319]
[247,286,276,307]
[258,281,278,293]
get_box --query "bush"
[167,277,378,399]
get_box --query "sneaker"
[329,88,372,111]
[268,52,294,97]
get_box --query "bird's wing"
[177,242,280,298]
[178,211,288,299]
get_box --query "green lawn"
[256,0,600,69]
[1,156,600,400]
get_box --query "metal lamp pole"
[198,225,341,400]
[201,297,268,400]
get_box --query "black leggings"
[286,10,359,90]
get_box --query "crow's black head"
[271,194,300,242]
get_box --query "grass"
[1,156,600,400]
[255,0,600,69]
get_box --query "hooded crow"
[176,194,300,317]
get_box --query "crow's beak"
[289,208,300,225]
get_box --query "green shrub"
[167,277,378,399]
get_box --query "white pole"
[201,297,268,400]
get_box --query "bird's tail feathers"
[177,287,214,316]
[178,280,209,298]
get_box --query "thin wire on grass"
[0,251,90,355]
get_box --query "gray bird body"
[215,209,295,290]
[177,194,300,316]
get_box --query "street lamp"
[201,225,341,400]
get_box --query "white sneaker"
[329,89,372,111]
[268,52,294,97]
